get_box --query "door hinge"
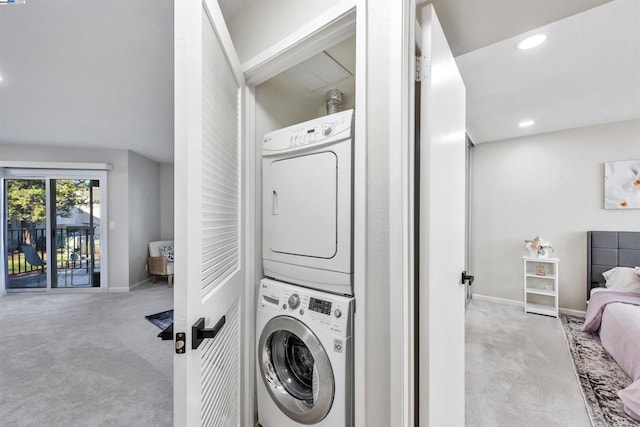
[416,55,429,82]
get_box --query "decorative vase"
[538,248,549,258]
[528,250,538,257]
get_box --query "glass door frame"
[2,168,108,292]
[0,167,5,296]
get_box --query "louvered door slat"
[201,3,239,296]
[200,300,240,427]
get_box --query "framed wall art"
[604,159,640,209]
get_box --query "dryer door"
[268,151,338,259]
[258,316,335,423]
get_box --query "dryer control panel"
[262,109,354,154]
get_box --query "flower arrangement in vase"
[524,236,553,258]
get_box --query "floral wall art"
[604,159,640,209]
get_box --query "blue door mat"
[145,309,173,330]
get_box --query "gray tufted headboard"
[587,231,640,299]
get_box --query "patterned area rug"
[145,309,174,330]
[560,314,636,427]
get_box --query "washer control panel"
[259,279,353,336]
[262,109,353,153]
[309,297,332,315]
[288,294,301,309]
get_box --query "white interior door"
[174,1,246,426]
[418,5,467,426]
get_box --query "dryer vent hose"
[326,89,344,115]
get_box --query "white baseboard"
[472,293,586,317]
[559,307,586,318]
[129,277,152,290]
[472,293,521,306]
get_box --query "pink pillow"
[619,380,640,421]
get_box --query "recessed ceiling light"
[517,34,547,50]
[519,120,535,128]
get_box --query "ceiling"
[0,0,636,162]
[424,0,614,56]
[0,0,174,163]
[455,0,640,143]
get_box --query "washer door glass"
[259,316,334,424]
[270,330,316,401]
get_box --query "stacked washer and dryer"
[257,109,355,426]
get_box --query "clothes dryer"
[262,110,353,295]
[256,278,353,427]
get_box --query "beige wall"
[471,119,640,311]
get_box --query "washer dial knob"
[334,308,342,318]
[288,294,300,309]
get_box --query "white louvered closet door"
[174,1,246,426]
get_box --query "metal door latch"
[175,332,186,354]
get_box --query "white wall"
[160,163,175,240]
[471,119,640,311]
[226,0,341,63]
[128,151,161,286]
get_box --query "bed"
[584,230,640,421]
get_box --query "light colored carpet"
[466,298,591,427]
[0,282,173,427]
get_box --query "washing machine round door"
[259,316,334,424]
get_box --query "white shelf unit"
[523,256,559,317]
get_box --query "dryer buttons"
[334,309,342,319]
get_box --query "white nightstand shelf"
[523,256,559,317]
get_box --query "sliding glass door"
[3,170,106,291]
[6,178,48,289]
[51,179,101,288]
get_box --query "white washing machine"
[256,278,353,426]
[262,109,354,295]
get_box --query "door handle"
[192,316,226,350]
[461,271,474,286]
[272,189,279,215]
